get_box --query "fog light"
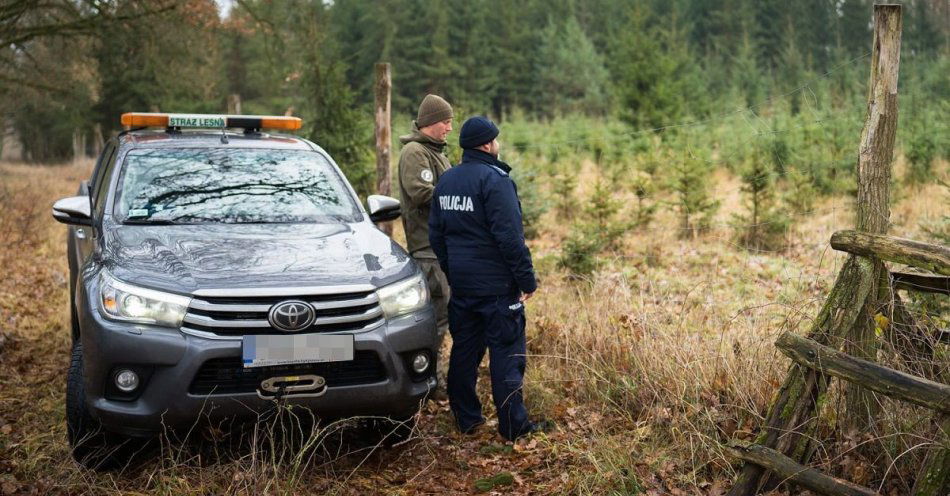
[114,369,139,392]
[411,352,430,374]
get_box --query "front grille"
[189,350,386,395]
[181,289,385,336]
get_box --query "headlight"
[98,270,191,327]
[376,273,429,319]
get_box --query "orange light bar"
[120,113,303,131]
[260,116,302,131]
[121,113,169,128]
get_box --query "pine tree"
[583,179,624,250]
[629,170,657,230]
[667,153,720,239]
[733,148,789,251]
[294,1,373,195]
[95,0,225,135]
[609,4,707,129]
[535,17,610,117]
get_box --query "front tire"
[66,340,132,470]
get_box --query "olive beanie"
[416,94,454,128]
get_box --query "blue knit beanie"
[459,116,499,149]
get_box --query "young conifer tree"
[734,144,790,251]
[629,170,657,230]
[583,178,624,250]
[667,154,719,239]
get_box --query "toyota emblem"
[268,300,316,332]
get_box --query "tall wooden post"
[374,62,393,235]
[227,94,242,115]
[727,5,903,494]
[845,3,902,431]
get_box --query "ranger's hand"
[519,291,534,302]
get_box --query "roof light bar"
[120,113,303,131]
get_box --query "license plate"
[242,334,354,368]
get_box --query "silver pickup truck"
[52,113,438,469]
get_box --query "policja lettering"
[438,195,475,212]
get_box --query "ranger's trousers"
[415,257,449,338]
[446,292,530,440]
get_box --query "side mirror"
[367,195,401,223]
[52,196,92,226]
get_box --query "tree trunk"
[845,3,902,432]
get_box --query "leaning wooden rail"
[890,271,950,295]
[775,332,950,413]
[727,442,880,496]
[830,231,950,276]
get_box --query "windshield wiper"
[123,218,181,225]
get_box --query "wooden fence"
[725,5,949,496]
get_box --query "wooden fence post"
[374,62,393,236]
[845,3,902,431]
[227,94,242,115]
[727,5,905,494]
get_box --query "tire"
[66,340,133,470]
[69,296,80,343]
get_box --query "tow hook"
[257,374,327,399]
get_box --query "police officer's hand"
[519,291,534,303]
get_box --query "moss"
[780,374,805,421]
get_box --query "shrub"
[557,224,604,278]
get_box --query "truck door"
[75,141,116,266]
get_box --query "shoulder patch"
[420,169,434,182]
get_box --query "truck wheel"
[66,340,129,470]
[69,297,80,343]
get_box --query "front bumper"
[76,279,439,437]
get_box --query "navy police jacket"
[428,149,537,297]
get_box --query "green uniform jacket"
[398,123,451,258]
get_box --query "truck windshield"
[114,148,362,224]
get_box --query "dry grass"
[0,158,946,495]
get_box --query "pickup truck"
[52,113,439,469]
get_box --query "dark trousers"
[415,257,449,337]
[446,292,530,440]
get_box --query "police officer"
[429,116,541,440]
[398,94,454,338]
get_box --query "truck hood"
[102,222,415,295]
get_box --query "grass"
[0,150,946,494]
